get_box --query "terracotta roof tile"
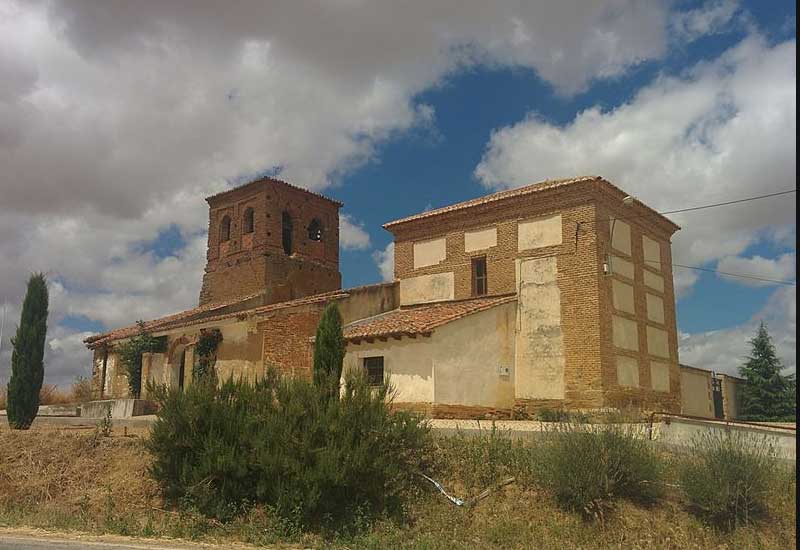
[383,176,599,228]
[205,176,343,206]
[343,294,516,341]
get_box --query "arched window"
[220,215,231,242]
[243,207,254,234]
[282,211,293,255]
[308,218,323,242]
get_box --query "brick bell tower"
[198,177,342,306]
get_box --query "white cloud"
[373,243,395,282]
[679,286,796,376]
[475,35,796,297]
[716,253,796,286]
[670,0,744,42]
[339,214,372,251]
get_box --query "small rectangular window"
[363,356,384,386]
[472,256,488,296]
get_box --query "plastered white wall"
[612,315,639,351]
[642,235,661,271]
[343,302,516,408]
[413,237,447,269]
[646,293,665,324]
[611,256,634,279]
[643,270,664,292]
[647,326,670,358]
[399,272,455,305]
[616,355,640,387]
[681,368,713,417]
[518,214,562,251]
[650,361,670,392]
[464,227,497,252]
[515,257,565,400]
[612,280,635,314]
[611,219,631,255]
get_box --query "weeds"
[679,430,781,529]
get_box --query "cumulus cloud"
[716,253,796,286]
[339,214,372,251]
[373,243,396,282]
[679,286,796,376]
[670,0,745,42]
[475,35,796,296]
[0,0,758,386]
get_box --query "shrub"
[540,423,662,518]
[70,376,94,403]
[679,430,780,529]
[7,273,49,430]
[146,370,432,531]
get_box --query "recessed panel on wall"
[643,270,664,292]
[642,235,662,271]
[399,272,455,305]
[650,361,670,392]
[611,255,634,279]
[514,256,565,400]
[464,227,498,252]
[612,315,639,351]
[610,219,631,255]
[616,355,640,387]
[612,279,635,314]
[646,293,665,323]
[518,214,562,251]
[647,326,670,358]
[413,237,447,269]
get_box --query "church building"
[85,175,683,417]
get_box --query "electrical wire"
[643,259,797,286]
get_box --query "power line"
[643,259,797,286]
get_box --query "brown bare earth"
[0,423,796,549]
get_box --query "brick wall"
[200,178,342,306]
[259,304,325,380]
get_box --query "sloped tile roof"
[383,176,599,228]
[205,176,343,206]
[343,294,516,341]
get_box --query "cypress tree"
[6,273,49,430]
[738,321,795,421]
[312,302,346,396]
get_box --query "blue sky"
[0,0,795,386]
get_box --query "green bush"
[540,423,662,518]
[679,430,780,529]
[146,370,432,531]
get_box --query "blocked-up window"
[220,215,231,242]
[472,256,488,296]
[363,356,384,386]
[243,207,255,234]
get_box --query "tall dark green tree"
[738,321,795,421]
[6,273,49,429]
[312,302,346,396]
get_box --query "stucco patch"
[464,227,498,252]
[650,361,670,392]
[515,257,565,400]
[643,270,664,292]
[611,255,634,279]
[646,293,665,324]
[612,280,635,314]
[399,272,455,305]
[616,355,640,387]
[611,219,631,255]
[413,237,447,269]
[647,325,670,358]
[680,368,712,417]
[642,235,661,271]
[612,315,639,351]
[518,214,562,251]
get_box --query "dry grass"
[0,425,795,549]
[0,378,94,411]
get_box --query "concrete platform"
[80,399,157,419]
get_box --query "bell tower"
[199,177,342,306]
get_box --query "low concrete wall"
[1,404,81,417]
[80,399,157,419]
[656,416,795,461]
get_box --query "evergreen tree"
[6,273,49,429]
[312,302,346,396]
[738,321,795,421]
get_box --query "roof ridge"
[206,176,343,206]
